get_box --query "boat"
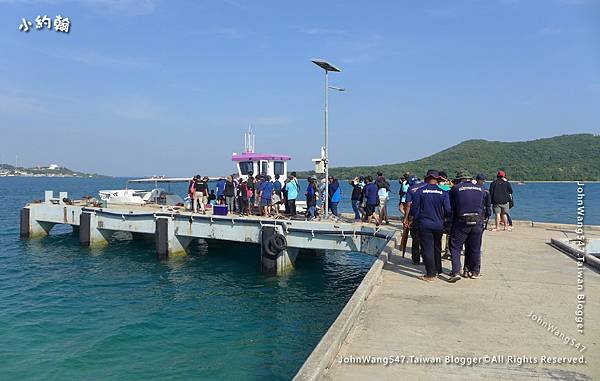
[99,178,189,206]
[99,128,307,212]
[231,127,290,186]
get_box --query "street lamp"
[312,59,343,220]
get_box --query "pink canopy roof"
[231,152,291,162]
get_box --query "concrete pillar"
[260,226,298,276]
[20,207,55,238]
[155,217,191,260]
[79,212,111,247]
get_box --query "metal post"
[324,70,329,220]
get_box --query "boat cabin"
[231,152,291,183]
[231,128,291,185]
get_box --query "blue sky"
[0,0,598,177]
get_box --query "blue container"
[213,204,228,216]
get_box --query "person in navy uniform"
[410,169,452,282]
[448,171,488,282]
[403,176,426,264]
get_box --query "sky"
[0,0,599,177]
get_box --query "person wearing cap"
[410,169,452,282]
[489,170,513,231]
[447,170,487,282]
[403,176,427,265]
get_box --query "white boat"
[99,129,307,212]
[99,178,187,206]
[232,128,307,212]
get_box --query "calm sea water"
[0,178,374,380]
[1,178,598,380]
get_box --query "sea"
[0,177,598,380]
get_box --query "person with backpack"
[192,174,208,214]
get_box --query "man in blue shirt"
[363,176,380,225]
[448,171,487,282]
[260,176,274,216]
[411,170,452,282]
[403,177,426,265]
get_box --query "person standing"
[489,170,513,231]
[238,179,249,215]
[285,174,299,217]
[403,176,426,265]
[193,174,208,214]
[224,175,235,213]
[376,171,391,224]
[448,171,487,282]
[247,174,255,214]
[328,176,341,217]
[216,177,226,205]
[363,176,380,225]
[411,170,452,282]
[306,176,318,219]
[260,175,274,216]
[399,172,410,216]
[350,177,363,221]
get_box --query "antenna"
[245,125,255,153]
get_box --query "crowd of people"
[400,169,514,283]
[187,168,515,283]
[187,172,301,218]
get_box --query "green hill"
[295,134,600,181]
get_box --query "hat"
[497,170,506,178]
[455,170,472,180]
[424,169,441,179]
[439,171,449,181]
[475,173,486,181]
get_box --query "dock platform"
[297,225,600,380]
[20,191,394,275]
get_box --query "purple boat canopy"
[231,152,291,162]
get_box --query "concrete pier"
[20,191,394,275]
[295,225,600,380]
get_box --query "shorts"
[260,198,271,207]
[365,204,376,217]
[493,203,510,216]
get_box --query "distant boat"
[517,181,525,186]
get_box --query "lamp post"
[311,59,343,220]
